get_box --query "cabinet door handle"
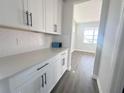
[30,12,32,26]
[26,11,29,26]
[54,24,57,32]
[37,63,49,71]
[44,73,47,85]
[41,75,44,88]
[62,58,65,66]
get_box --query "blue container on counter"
[52,42,62,48]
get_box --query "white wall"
[0,27,52,57]
[70,20,76,53]
[74,22,99,53]
[98,0,123,93]
[110,18,124,93]
[74,0,102,23]
[93,0,109,78]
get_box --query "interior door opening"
[70,0,103,80]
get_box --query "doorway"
[71,0,102,80]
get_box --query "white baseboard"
[67,66,71,71]
[97,77,103,93]
[74,49,96,54]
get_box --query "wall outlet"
[16,38,19,46]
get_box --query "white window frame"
[83,27,98,44]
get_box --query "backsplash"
[0,27,52,57]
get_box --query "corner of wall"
[92,74,98,80]
[97,77,103,93]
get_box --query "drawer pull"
[62,58,65,66]
[30,12,32,26]
[26,11,29,26]
[37,63,49,71]
[44,73,47,85]
[41,75,44,88]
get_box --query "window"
[83,27,98,44]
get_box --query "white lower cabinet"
[16,75,43,93]
[10,62,50,93]
[9,50,68,93]
[51,57,62,86]
[61,52,68,75]
[51,51,68,88]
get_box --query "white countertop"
[0,48,68,80]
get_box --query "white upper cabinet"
[45,0,63,34]
[0,0,62,34]
[0,0,28,29]
[45,0,55,34]
[57,0,63,34]
[0,0,45,32]
[28,0,45,32]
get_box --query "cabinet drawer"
[14,64,49,93]
[9,62,48,92]
[60,50,68,75]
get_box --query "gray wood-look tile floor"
[51,51,99,93]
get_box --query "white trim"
[97,77,103,93]
[68,66,72,71]
[74,49,96,54]
[70,49,75,53]
[92,74,98,80]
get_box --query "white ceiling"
[73,0,102,23]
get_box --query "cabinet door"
[53,0,58,26]
[61,55,68,75]
[61,51,68,75]
[52,58,62,86]
[16,75,43,93]
[28,0,45,32]
[0,0,29,29]
[57,0,63,34]
[37,62,51,93]
[45,62,54,93]
[57,59,63,81]
[51,60,57,87]
[45,0,55,33]
[53,0,62,34]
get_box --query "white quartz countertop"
[0,48,68,80]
